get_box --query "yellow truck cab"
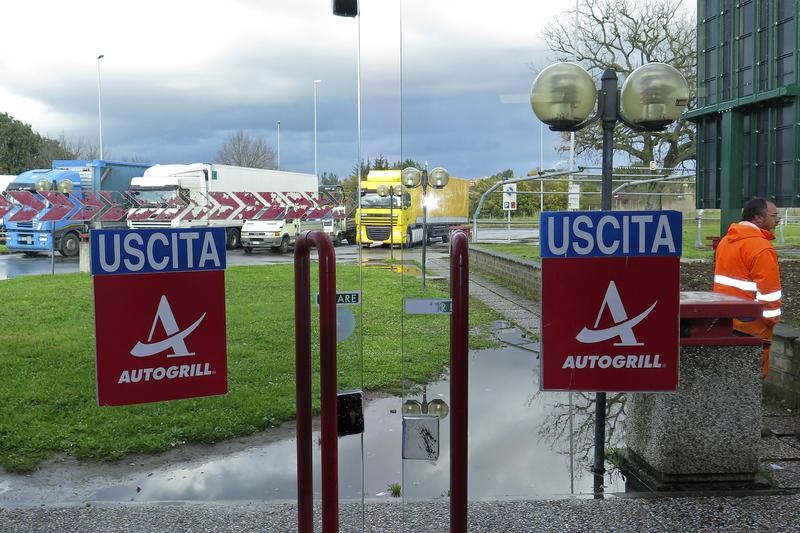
[356,170,469,247]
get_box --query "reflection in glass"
[360,191,403,208]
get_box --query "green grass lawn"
[476,220,800,261]
[0,264,501,472]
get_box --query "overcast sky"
[0,1,693,180]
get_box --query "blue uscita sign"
[90,228,227,276]
[539,210,682,259]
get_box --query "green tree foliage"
[472,169,578,218]
[0,113,73,174]
[319,172,340,186]
[350,155,426,180]
[470,169,513,218]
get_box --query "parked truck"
[355,169,469,247]
[126,163,318,249]
[3,160,149,257]
[319,185,356,246]
[240,192,326,253]
[0,174,17,244]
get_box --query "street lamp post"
[313,80,322,181]
[276,120,281,169]
[96,54,105,159]
[401,165,450,290]
[530,61,689,495]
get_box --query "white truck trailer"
[126,163,318,249]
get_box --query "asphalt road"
[0,243,448,280]
[0,227,535,281]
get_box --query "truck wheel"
[279,236,290,254]
[243,246,253,254]
[403,229,414,249]
[441,232,450,243]
[334,233,343,247]
[59,232,80,258]
[226,228,241,250]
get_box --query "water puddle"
[0,327,625,506]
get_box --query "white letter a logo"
[130,295,206,357]
[575,281,656,346]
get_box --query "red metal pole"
[294,230,339,533]
[450,231,469,533]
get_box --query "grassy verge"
[0,264,501,472]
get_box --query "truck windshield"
[129,187,180,206]
[360,192,402,208]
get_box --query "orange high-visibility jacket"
[713,222,782,330]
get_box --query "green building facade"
[687,0,799,230]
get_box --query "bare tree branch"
[541,0,696,209]
[216,130,278,169]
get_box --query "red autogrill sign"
[539,210,682,392]
[91,227,228,406]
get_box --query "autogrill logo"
[565,280,663,370]
[118,294,213,384]
[118,363,213,384]
[561,354,662,369]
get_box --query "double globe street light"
[530,62,689,210]
[530,61,689,495]
[399,165,449,289]
[402,384,449,419]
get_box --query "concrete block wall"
[469,245,800,406]
[765,323,800,408]
[469,247,541,301]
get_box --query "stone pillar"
[79,236,90,273]
[625,292,764,489]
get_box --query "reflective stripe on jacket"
[713,221,782,324]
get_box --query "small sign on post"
[502,184,517,210]
[316,291,361,305]
[405,298,453,315]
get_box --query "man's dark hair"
[742,197,768,222]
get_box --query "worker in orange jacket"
[713,197,782,378]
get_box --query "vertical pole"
[695,209,704,248]
[277,120,281,170]
[507,208,511,243]
[719,110,743,235]
[390,188,394,261]
[294,237,313,533]
[314,80,322,181]
[422,169,428,289]
[450,231,469,533]
[96,54,104,160]
[593,69,619,497]
[50,220,55,275]
[600,70,618,212]
[294,230,339,533]
[540,121,544,211]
